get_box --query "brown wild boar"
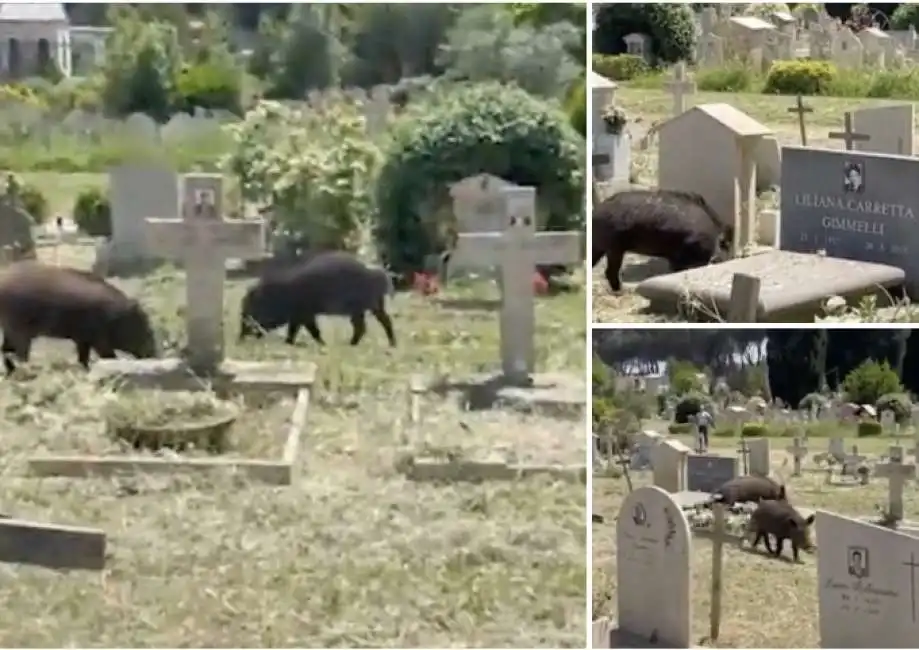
[0,261,158,373]
[712,475,787,507]
[592,189,733,292]
[745,499,816,562]
[239,251,396,347]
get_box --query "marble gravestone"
[616,486,692,648]
[780,147,919,294]
[686,454,737,493]
[817,510,919,648]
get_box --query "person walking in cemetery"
[696,407,714,452]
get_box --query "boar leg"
[2,333,31,375]
[300,316,324,345]
[285,320,302,345]
[371,307,396,347]
[772,536,785,558]
[761,532,776,555]
[349,313,367,346]
[605,247,624,292]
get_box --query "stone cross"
[450,186,581,384]
[787,95,813,146]
[786,436,808,476]
[876,445,916,521]
[736,438,749,474]
[144,174,265,375]
[828,112,871,151]
[664,62,696,116]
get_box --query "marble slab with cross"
[450,186,582,384]
[144,173,265,374]
[877,446,916,521]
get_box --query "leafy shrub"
[668,423,694,435]
[674,392,710,424]
[594,3,696,64]
[175,61,242,115]
[668,359,704,395]
[73,187,111,237]
[741,423,768,438]
[696,61,755,92]
[742,3,790,18]
[592,54,649,82]
[891,3,919,30]
[798,392,829,412]
[375,82,584,276]
[0,83,47,109]
[843,359,903,405]
[857,421,883,438]
[2,174,48,224]
[223,100,380,254]
[565,76,586,137]
[875,392,913,424]
[763,59,837,96]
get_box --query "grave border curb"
[399,458,587,483]
[0,517,107,571]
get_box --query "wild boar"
[0,261,158,373]
[592,189,733,292]
[712,476,787,507]
[745,499,816,562]
[239,251,396,347]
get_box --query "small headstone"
[787,437,808,476]
[853,104,915,156]
[876,446,916,521]
[686,454,737,494]
[664,62,696,116]
[747,437,771,476]
[124,112,158,143]
[817,510,919,647]
[652,439,692,493]
[617,486,692,648]
[0,199,35,260]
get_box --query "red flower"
[533,272,549,295]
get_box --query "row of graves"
[592,62,919,322]
[0,169,587,571]
[593,405,919,648]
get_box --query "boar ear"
[778,485,787,499]
[787,517,800,530]
[806,513,816,526]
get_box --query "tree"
[843,360,903,405]
[594,3,696,64]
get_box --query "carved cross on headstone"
[664,62,696,116]
[787,95,813,146]
[450,186,582,385]
[786,436,808,476]
[828,112,871,151]
[876,445,916,521]
[904,553,919,622]
[736,438,749,474]
[144,174,265,375]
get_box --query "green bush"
[594,4,696,64]
[176,61,242,115]
[798,392,829,412]
[375,82,584,276]
[565,76,586,137]
[857,421,883,438]
[2,174,48,224]
[891,3,919,30]
[592,54,649,82]
[668,422,694,435]
[674,392,710,424]
[843,359,903,405]
[72,187,111,237]
[741,423,768,438]
[763,59,838,96]
[876,392,913,424]
[696,61,755,92]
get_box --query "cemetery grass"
[592,434,906,648]
[593,88,919,323]
[0,245,587,648]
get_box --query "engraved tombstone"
[617,486,692,648]
[817,510,919,648]
[780,147,919,293]
[686,454,737,493]
[108,164,179,265]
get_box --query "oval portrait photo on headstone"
[843,161,865,193]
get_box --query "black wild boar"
[0,261,158,373]
[745,499,816,562]
[239,251,396,347]
[592,189,733,292]
[712,476,787,507]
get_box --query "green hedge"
[666,420,900,438]
[622,59,919,102]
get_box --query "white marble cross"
[450,186,581,384]
[144,173,264,374]
[664,62,696,116]
[786,436,808,476]
[876,446,916,521]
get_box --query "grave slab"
[781,146,919,295]
[852,104,915,156]
[0,517,106,571]
[686,455,737,493]
[817,510,919,648]
[636,250,904,322]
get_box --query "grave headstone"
[0,199,35,260]
[617,486,692,648]
[144,174,264,374]
[686,455,737,494]
[853,104,915,156]
[652,439,691,493]
[450,186,581,384]
[108,164,179,265]
[876,446,916,521]
[787,436,808,476]
[632,430,663,470]
[817,510,919,648]
[664,62,696,116]
[747,438,771,476]
[780,146,919,293]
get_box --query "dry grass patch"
[593,87,918,323]
[593,434,913,648]
[0,255,586,647]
